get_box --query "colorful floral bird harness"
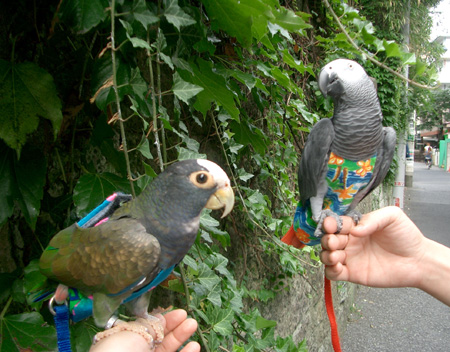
[293,152,377,246]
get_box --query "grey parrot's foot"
[313,210,342,237]
[92,315,164,349]
[345,210,362,225]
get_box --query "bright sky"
[431,0,450,39]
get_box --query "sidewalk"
[341,162,450,352]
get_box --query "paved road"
[342,162,450,352]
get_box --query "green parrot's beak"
[206,184,234,218]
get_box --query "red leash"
[282,226,342,351]
[324,276,342,352]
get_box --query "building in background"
[416,34,450,170]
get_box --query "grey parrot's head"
[318,59,376,100]
[155,159,234,219]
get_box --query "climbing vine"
[0,0,441,351]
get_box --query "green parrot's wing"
[348,126,397,210]
[39,218,161,295]
[298,118,335,204]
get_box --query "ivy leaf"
[0,142,14,226]
[180,59,240,121]
[237,168,254,182]
[0,273,16,305]
[402,52,416,65]
[211,307,234,335]
[0,312,57,352]
[163,0,196,31]
[60,0,108,34]
[415,59,427,76]
[255,316,277,330]
[177,146,207,160]
[128,36,152,50]
[182,255,198,272]
[73,172,133,217]
[0,60,62,155]
[201,0,276,47]
[272,7,311,34]
[132,0,159,29]
[200,0,253,47]
[92,58,148,113]
[172,72,204,104]
[0,144,47,229]
[383,40,402,58]
[282,49,315,76]
[197,263,221,292]
[71,320,98,352]
[200,211,230,247]
[229,120,267,154]
[136,135,153,160]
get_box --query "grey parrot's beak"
[318,69,342,98]
[206,184,234,218]
[319,69,339,98]
[318,67,329,97]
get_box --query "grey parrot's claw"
[346,210,362,225]
[314,210,342,237]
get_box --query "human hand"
[320,206,427,288]
[156,309,200,352]
[90,309,200,352]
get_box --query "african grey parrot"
[39,159,234,332]
[282,58,396,248]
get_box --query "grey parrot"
[282,58,396,248]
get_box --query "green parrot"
[39,159,234,329]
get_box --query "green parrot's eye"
[190,171,215,189]
[196,173,208,184]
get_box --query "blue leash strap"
[49,192,131,350]
[54,304,72,352]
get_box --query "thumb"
[350,206,402,238]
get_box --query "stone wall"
[234,184,394,352]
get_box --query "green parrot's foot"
[313,210,342,237]
[139,314,165,345]
[92,316,164,349]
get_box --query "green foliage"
[415,89,450,135]
[0,312,57,352]
[0,60,62,156]
[0,0,440,351]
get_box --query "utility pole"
[393,0,412,208]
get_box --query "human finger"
[324,262,348,281]
[180,341,201,352]
[321,233,349,251]
[322,215,354,235]
[320,248,347,266]
[351,206,403,237]
[162,309,187,334]
[156,317,199,352]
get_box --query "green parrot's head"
[318,59,375,100]
[153,159,234,220]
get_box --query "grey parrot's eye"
[196,173,208,184]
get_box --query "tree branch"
[322,0,437,90]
